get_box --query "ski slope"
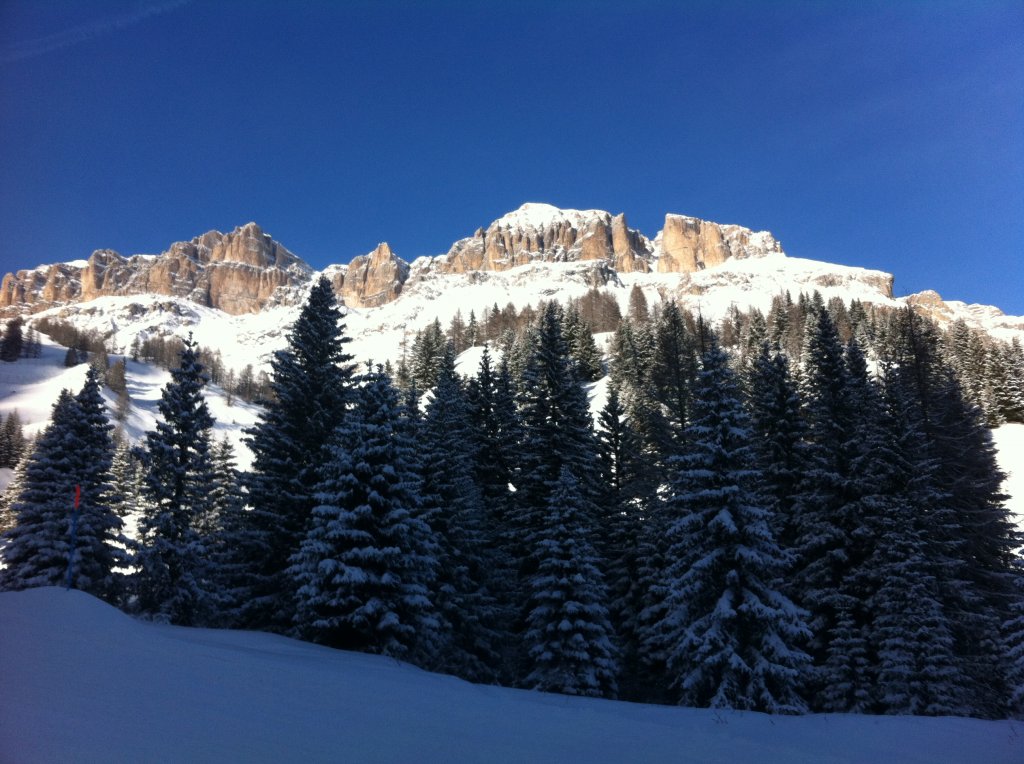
[0,588,1019,764]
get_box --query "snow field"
[0,587,1019,764]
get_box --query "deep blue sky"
[2,1,1022,313]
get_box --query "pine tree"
[746,342,804,551]
[0,317,24,363]
[206,437,249,627]
[515,303,602,566]
[108,438,146,520]
[523,466,619,698]
[67,366,130,602]
[885,308,1022,716]
[651,300,698,438]
[289,369,441,662]
[596,383,649,697]
[627,285,650,324]
[789,309,876,712]
[866,365,967,715]
[649,343,810,713]
[418,345,501,681]
[410,319,447,390]
[563,303,603,382]
[242,276,356,631]
[0,370,128,603]
[133,335,217,625]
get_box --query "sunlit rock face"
[1,222,311,315]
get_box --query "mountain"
[1,203,1022,368]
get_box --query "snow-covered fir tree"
[523,466,619,698]
[133,335,217,626]
[651,300,699,444]
[882,308,1023,717]
[865,363,967,715]
[789,309,876,712]
[515,303,602,555]
[288,368,442,663]
[242,276,356,631]
[0,369,128,603]
[595,382,649,696]
[206,437,249,627]
[646,342,811,713]
[417,345,501,681]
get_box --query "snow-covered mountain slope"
[1,334,1021,536]
[3,204,1022,350]
[1,587,1018,764]
[0,336,261,468]
[25,252,913,377]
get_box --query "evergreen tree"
[651,300,698,438]
[242,276,356,631]
[134,335,217,625]
[515,303,602,560]
[0,410,26,468]
[867,365,967,715]
[746,342,805,551]
[885,308,1022,716]
[522,466,619,698]
[627,285,650,324]
[563,303,603,382]
[0,317,24,362]
[0,371,128,603]
[108,438,146,520]
[410,319,447,390]
[418,345,501,681]
[596,383,648,696]
[206,437,249,627]
[648,343,810,713]
[289,369,441,662]
[67,366,130,602]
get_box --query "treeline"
[1,278,1022,720]
[409,286,1024,428]
[0,317,42,362]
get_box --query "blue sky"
[1,1,1021,313]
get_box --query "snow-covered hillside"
[25,253,916,379]
[0,587,1019,764]
[1,329,1022,530]
[0,335,262,468]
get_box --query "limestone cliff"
[1,223,311,315]
[438,203,654,274]
[338,243,409,308]
[656,214,784,272]
[0,204,791,316]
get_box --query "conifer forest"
[2,277,1023,719]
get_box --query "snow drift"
[0,588,1020,764]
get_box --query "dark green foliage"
[0,370,128,604]
[242,277,356,631]
[523,466,619,698]
[134,335,217,625]
[289,369,441,662]
[644,343,811,712]
[0,318,23,362]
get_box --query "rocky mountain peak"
[437,203,653,275]
[1,224,312,316]
[338,242,409,308]
[657,214,784,273]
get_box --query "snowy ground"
[0,587,1019,764]
[993,423,1024,533]
[0,335,263,470]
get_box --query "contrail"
[1,0,191,64]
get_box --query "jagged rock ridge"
[0,204,787,316]
[1,223,312,315]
